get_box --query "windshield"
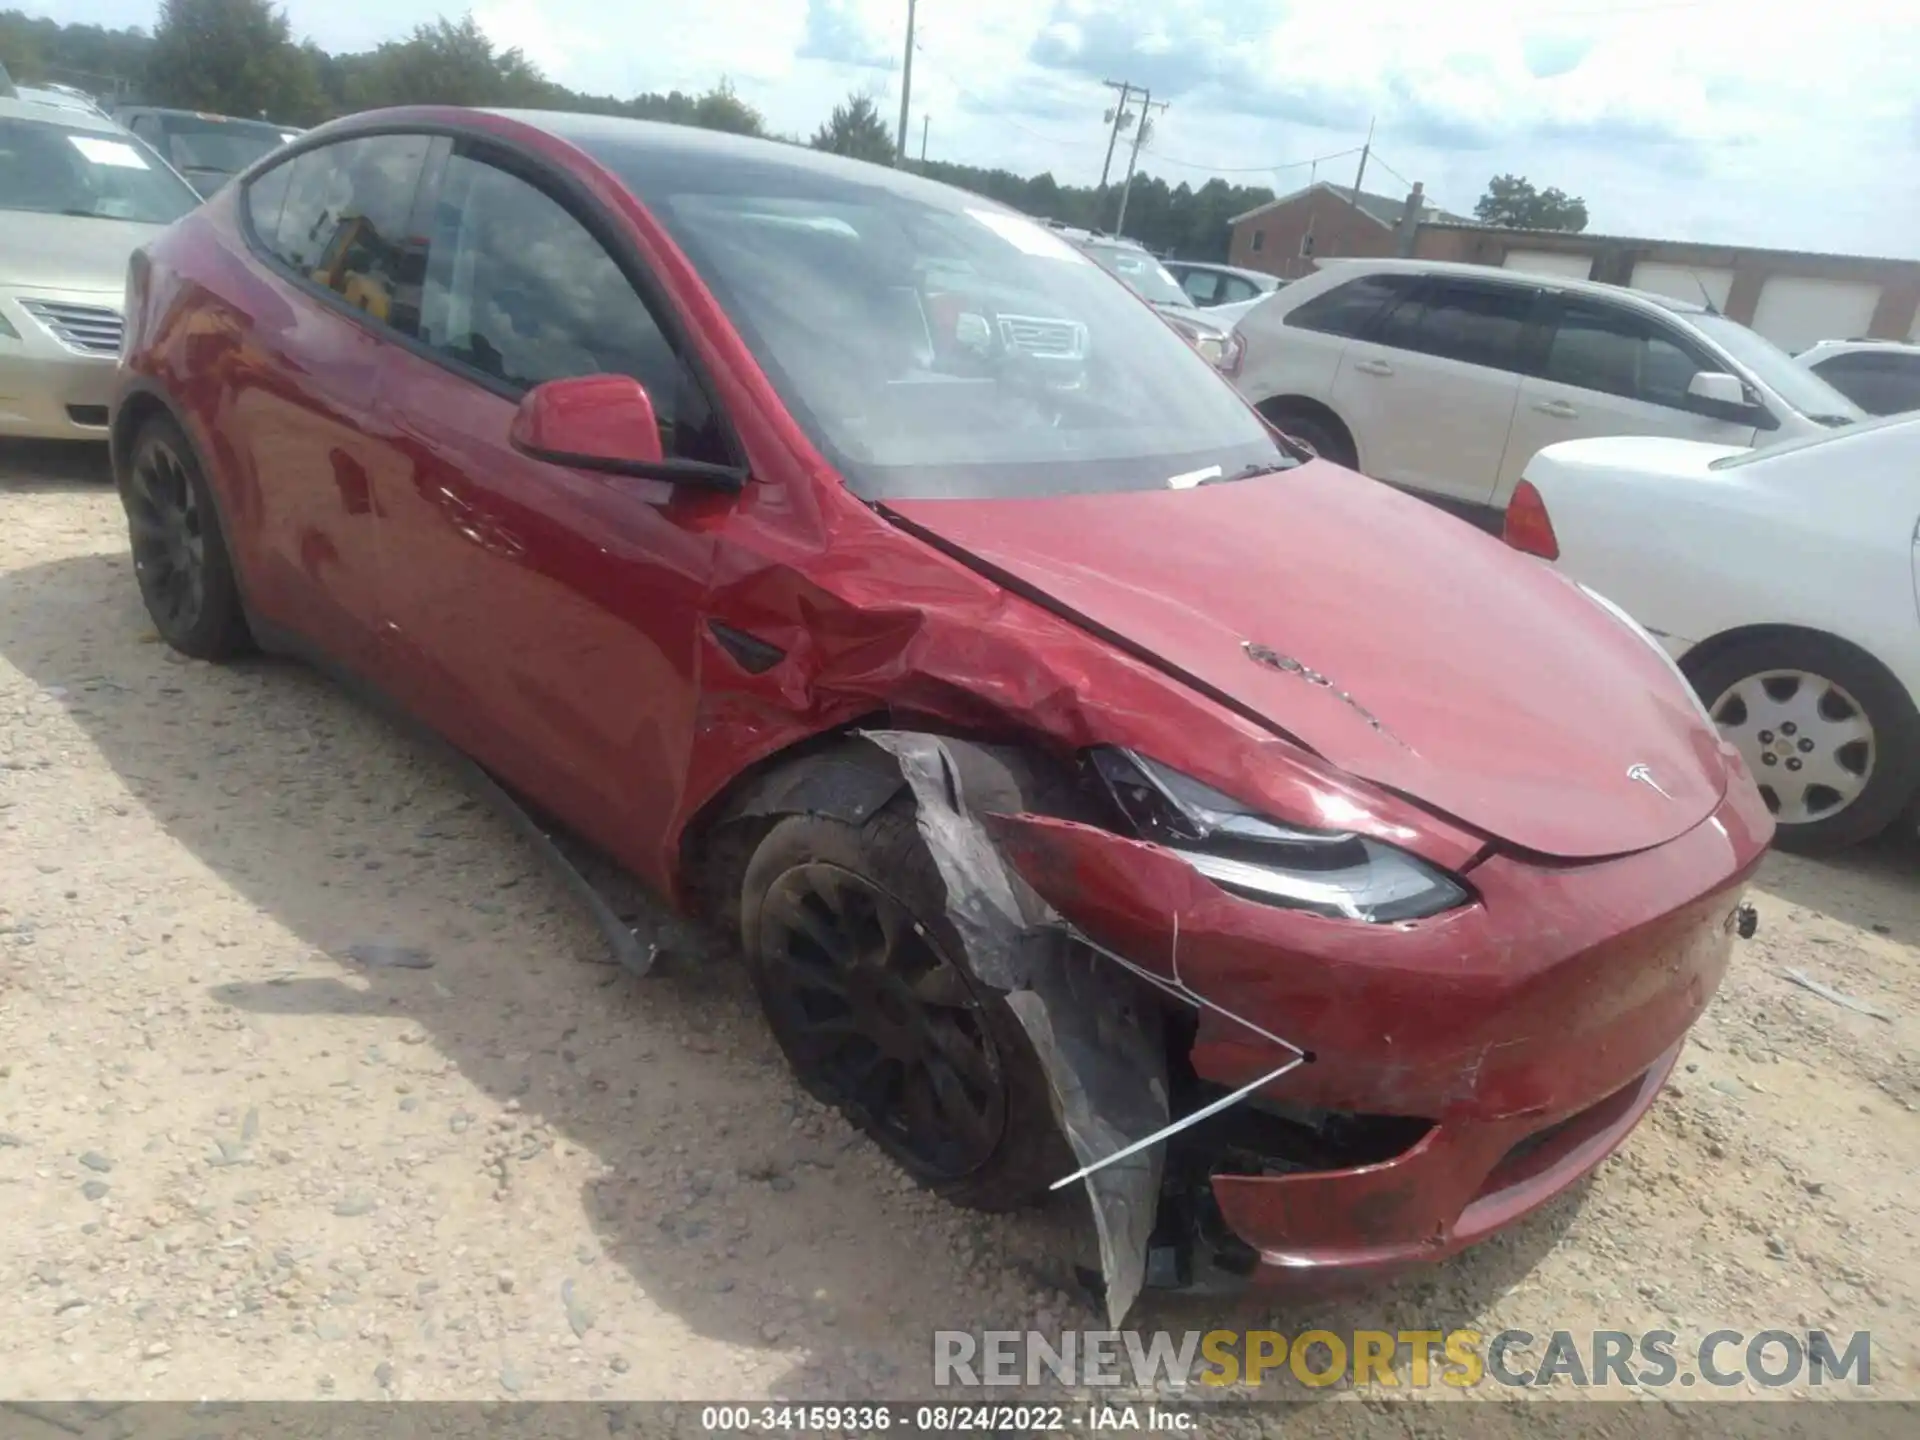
[1081,242,1191,307]
[1690,312,1865,424]
[156,115,290,179]
[0,117,198,223]
[596,144,1287,500]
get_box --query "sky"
[34,0,1920,258]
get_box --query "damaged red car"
[112,108,1772,1320]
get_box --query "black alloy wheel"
[753,860,1007,1182]
[125,434,207,637]
[117,415,250,660]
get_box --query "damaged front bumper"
[988,779,1769,1297]
[862,731,1768,1317]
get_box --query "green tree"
[1474,173,1589,232]
[625,78,766,136]
[810,91,894,165]
[1,8,154,102]
[146,0,324,123]
[347,14,546,111]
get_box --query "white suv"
[1231,259,1865,526]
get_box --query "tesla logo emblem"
[1627,763,1674,799]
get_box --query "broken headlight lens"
[1087,748,1469,923]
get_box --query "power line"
[1366,151,1417,193]
[1143,144,1364,176]
[912,42,1369,184]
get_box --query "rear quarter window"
[1284,273,1416,339]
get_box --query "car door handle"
[1352,358,1394,377]
[1532,399,1578,419]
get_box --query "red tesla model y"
[111,106,1771,1315]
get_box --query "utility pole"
[1097,80,1133,193]
[1395,182,1424,257]
[920,113,929,163]
[1112,90,1168,240]
[895,0,917,162]
[1348,115,1375,210]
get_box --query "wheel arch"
[111,378,265,624]
[109,381,183,479]
[1676,622,1904,699]
[675,722,1085,930]
[1253,393,1357,464]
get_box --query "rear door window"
[1376,278,1537,372]
[1285,272,1418,339]
[251,135,433,334]
[1543,298,1711,409]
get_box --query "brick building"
[1226,186,1920,351]
[1226,182,1460,280]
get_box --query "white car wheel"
[1708,669,1874,826]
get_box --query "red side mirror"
[510,374,665,471]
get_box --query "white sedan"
[1504,414,1920,853]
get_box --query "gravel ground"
[1,439,1915,1414]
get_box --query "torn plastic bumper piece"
[861,731,1310,1323]
[862,730,1167,1324]
[985,798,1763,1289]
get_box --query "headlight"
[1164,315,1240,373]
[1087,748,1469,923]
[0,311,18,341]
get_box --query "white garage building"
[1426,223,1920,352]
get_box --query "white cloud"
[31,0,1920,256]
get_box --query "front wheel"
[1690,634,1920,854]
[738,800,1070,1211]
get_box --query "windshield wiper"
[1195,460,1298,486]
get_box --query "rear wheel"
[117,415,251,660]
[739,800,1068,1210]
[1257,400,1356,469]
[1689,634,1920,854]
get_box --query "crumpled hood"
[0,212,165,296]
[886,463,1729,860]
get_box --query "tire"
[739,798,1070,1211]
[1257,401,1357,469]
[1687,633,1920,854]
[117,414,251,661]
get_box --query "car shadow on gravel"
[3,548,1583,1398]
[1757,828,1920,947]
[0,439,113,492]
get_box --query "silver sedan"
[1,96,199,441]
